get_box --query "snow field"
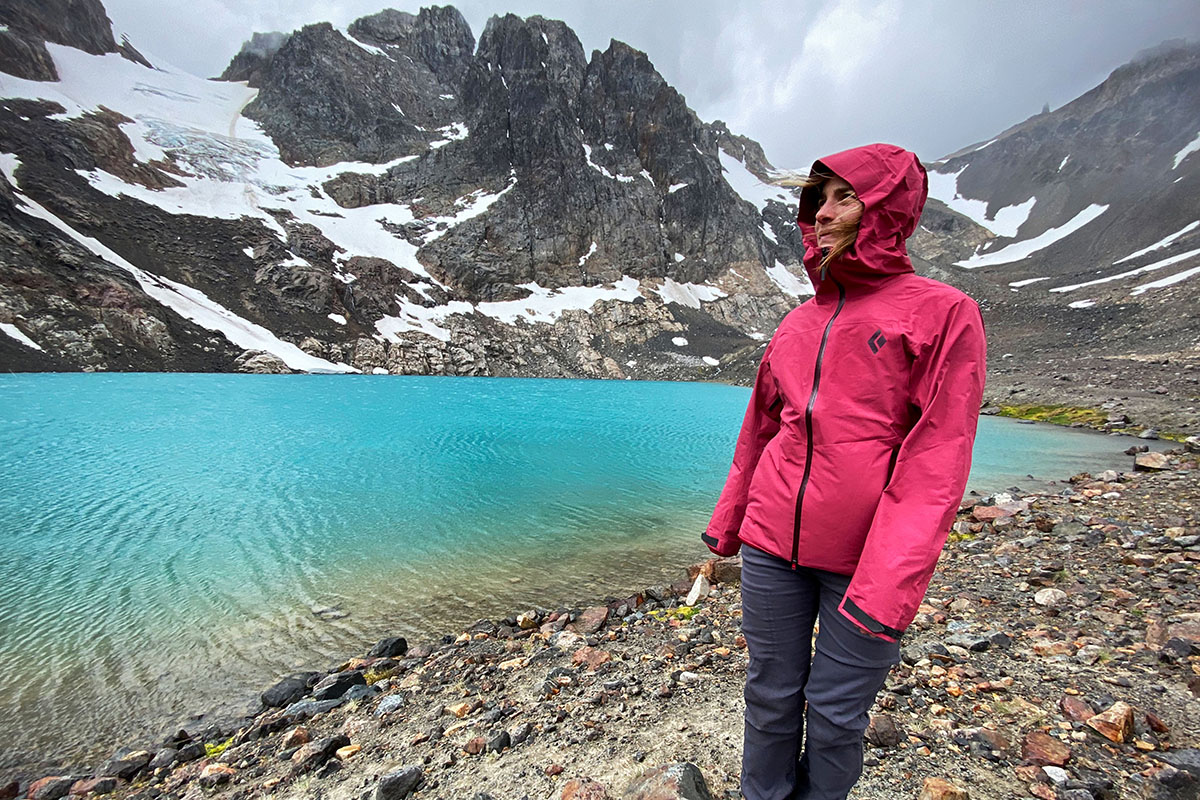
[926,167,1035,238]
[1,322,42,350]
[1051,247,1200,293]
[955,205,1109,268]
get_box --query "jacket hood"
[796,143,928,290]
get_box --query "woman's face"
[814,175,864,250]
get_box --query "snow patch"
[1,322,42,351]
[702,356,720,367]
[766,261,814,298]
[1132,262,1200,295]
[578,242,597,267]
[1008,277,1049,288]
[926,167,1035,238]
[375,297,473,343]
[718,150,791,212]
[429,122,468,149]
[1051,246,1200,293]
[1067,299,1096,309]
[761,222,778,244]
[1114,221,1199,264]
[582,143,634,182]
[673,253,684,263]
[420,176,516,242]
[672,337,688,347]
[1173,130,1200,169]
[668,182,688,194]
[10,184,355,373]
[955,205,1109,268]
[372,367,390,375]
[1058,155,1070,171]
[475,277,641,326]
[327,313,347,325]
[653,278,726,309]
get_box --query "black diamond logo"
[868,329,887,354]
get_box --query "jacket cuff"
[838,596,902,642]
[701,531,740,558]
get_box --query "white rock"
[1034,588,1068,608]
[1043,766,1069,785]
[685,573,711,606]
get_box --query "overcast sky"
[101,0,1200,168]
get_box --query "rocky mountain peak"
[349,6,474,89]
[0,0,116,56]
[219,31,291,85]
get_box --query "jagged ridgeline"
[0,1,811,377]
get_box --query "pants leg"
[797,570,900,800]
[739,545,820,800]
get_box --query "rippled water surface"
[0,374,1138,771]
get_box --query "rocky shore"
[5,446,1199,800]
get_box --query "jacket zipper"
[791,276,846,568]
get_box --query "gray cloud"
[102,0,1200,165]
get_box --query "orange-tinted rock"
[1021,730,1071,766]
[68,779,117,796]
[918,777,969,800]
[561,779,610,800]
[1146,711,1170,734]
[1060,695,1094,722]
[464,736,487,755]
[572,606,610,634]
[198,764,236,788]
[282,726,311,749]
[572,646,612,671]
[1030,783,1056,800]
[1085,701,1134,743]
[545,764,565,776]
[972,506,1009,522]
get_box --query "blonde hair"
[801,168,862,277]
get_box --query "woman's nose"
[815,200,835,224]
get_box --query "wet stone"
[367,637,408,658]
[262,672,321,708]
[312,671,366,700]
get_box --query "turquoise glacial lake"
[0,374,1143,771]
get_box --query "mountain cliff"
[0,3,809,380]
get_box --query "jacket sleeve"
[702,338,783,557]
[838,296,986,641]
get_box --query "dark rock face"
[0,29,58,80]
[241,8,475,167]
[0,0,116,56]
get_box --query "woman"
[703,143,986,800]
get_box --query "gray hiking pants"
[740,544,901,800]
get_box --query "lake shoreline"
[6,445,1199,800]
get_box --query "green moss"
[649,605,700,621]
[363,667,398,685]
[204,736,234,759]
[996,404,1110,429]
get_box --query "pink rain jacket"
[703,143,986,641]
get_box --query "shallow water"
[0,374,1141,771]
